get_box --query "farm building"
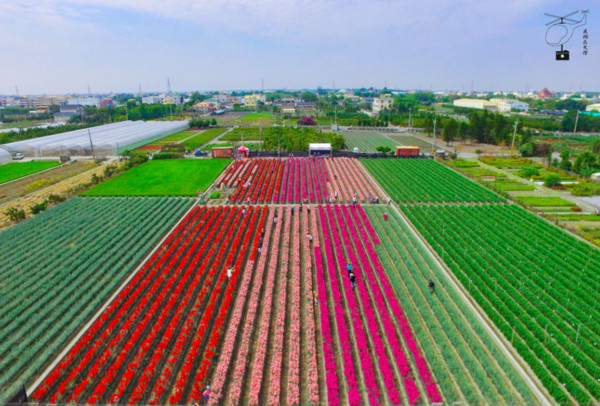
[0,120,188,157]
[212,146,234,158]
[396,146,420,156]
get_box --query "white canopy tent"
[0,120,188,157]
[308,143,332,156]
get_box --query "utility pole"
[408,107,412,130]
[511,118,519,156]
[573,110,580,133]
[432,117,437,155]
[88,129,95,159]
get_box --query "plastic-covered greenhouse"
[0,148,12,165]
[0,120,188,157]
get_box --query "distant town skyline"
[1,0,598,95]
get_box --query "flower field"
[30,203,445,405]
[362,158,504,203]
[217,157,382,204]
[0,196,192,404]
[32,205,267,404]
[364,206,537,404]
[404,204,600,404]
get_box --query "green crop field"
[362,159,504,203]
[516,196,576,207]
[82,159,230,196]
[0,161,61,184]
[180,128,227,150]
[487,182,536,191]
[341,130,397,153]
[0,196,191,403]
[404,204,600,404]
[364,206,536,404]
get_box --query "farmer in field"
[299,203,303,213]
[334,190,338,200]
[307,205,311,215]
[203,386,211,403]
[383,213,388,221]
[350,272,356,289]
[227,266,233,279]
[347,263,353,276]
[387,196,392,205]
[291,206,295,216]
[307,233,313,244]
[428,279,435,293]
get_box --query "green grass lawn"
[242,112,272,120]
[0,161,61,184]
[516,196,576,207]
[181,128,226,150]
[82,159,231,196]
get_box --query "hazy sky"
[0,0,598,94]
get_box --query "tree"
[591,138,600,155]
[29,200,49,215]
[458,122,469,142]
[520,143,534,157]
[559,150,572,171]
[544,173,562,188]
[4,207,26,223]
[475,149,483,158]
[300,92,318,102]
[442,118,458,145]
[376,146,392,154]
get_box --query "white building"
[372,95,394,113]
[66,97,100,107]
[141,94,183,105]
[453,98,529,112]
[494,99,529,113]
[586,103,600,112]
[453,98,494,110]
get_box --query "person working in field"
[350,272,356,289]
[428,279,435,293]
[203,386,211,403]
[307,233,313,244]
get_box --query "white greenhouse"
[0,120,188,157]
[0,148,12,165]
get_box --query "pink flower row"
[247,207,284,405]
[208,210,268,403]
[323,205,381,406]
[313,247,340,406]
[226,209,276,404]
[347,205,442,403]
[303,211,320,403]
[285,212,301,405]
[267,209,291,404]
[318,207,361,406]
